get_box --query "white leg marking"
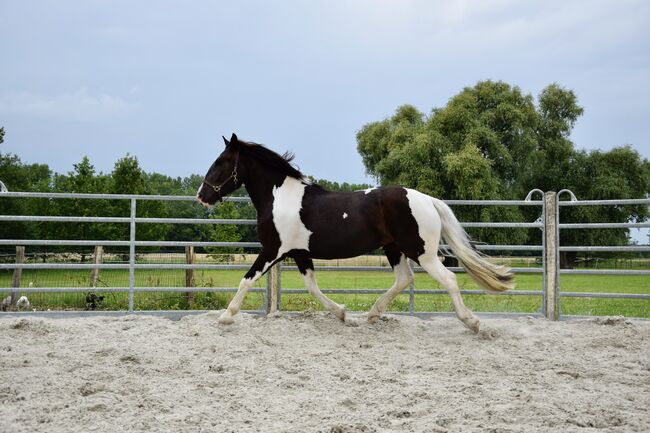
[420,254,479,333]
[272,177,312,256]
[302,269,346,321]
[218,272,262,325]
[368,254,413,322]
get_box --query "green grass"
[1,267,648,317]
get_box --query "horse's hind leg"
[419,254,480,333]
[368,248,413,323]
[295,258,346,321]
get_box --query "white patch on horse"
[272,177,313,256]
[405,188,442,258]
[360,187,377,195]
[342,212,348,219]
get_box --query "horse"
[196,134,514,332]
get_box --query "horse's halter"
[202,150,240,199]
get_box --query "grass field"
[1,265,649,317]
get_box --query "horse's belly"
[306,224,383,259]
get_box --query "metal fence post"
[544,191,558,320]
[128,198,136,312]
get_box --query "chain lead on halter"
[203,150,240,197]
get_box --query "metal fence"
[0,190,648,319]
[553,190,650,319]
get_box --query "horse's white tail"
[431,198,514,292]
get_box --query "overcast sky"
[1,0,649,189]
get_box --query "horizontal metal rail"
[281,288,543,296]
[0,215,257,225]
[461,222,543,228]
[0,239,540,251]
[0,191,252,202]
[0,286,543,296]
[0,215,539,228]
[1,191,544,207]
[560,222,650,229]
[280,266,543,274]
[0,310,546,320]
[558,245,650,252]
[0,263,544,273]
[560,269,650,276]
[445,200,543,206]
[560,291,650,299]
[558,198,650,206]
[0,263,252,270]
[0,287,264,293]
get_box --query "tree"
[49,157,113,260]
[357,81,544,245]
[556,146,650,266]
[0,152,52,239]
[109,154,167,243]
[357,80,650,259]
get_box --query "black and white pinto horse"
[197,134,513,332]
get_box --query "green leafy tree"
[357,80,650,262]
[556,146,650,266]
[48,157,113,259]
[109,154,167,243]
[0,152,52,239]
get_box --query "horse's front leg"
[218,251,278,325]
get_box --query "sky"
[0,0,649,190]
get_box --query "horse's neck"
[243,169,287,216]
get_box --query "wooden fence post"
[10,246,25,308]
[185,246,195,307]
[266,262,281,314]
[544,191,558,320]
[90,245,104,288]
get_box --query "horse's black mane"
[239,140,306,181]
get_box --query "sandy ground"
[0,311,648,433]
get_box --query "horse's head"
[196,133,244,207]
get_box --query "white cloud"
[0,87,140,121]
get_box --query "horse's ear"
[230,133,238,143]
[222,135,230,147]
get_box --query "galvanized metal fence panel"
[555,191,650,318]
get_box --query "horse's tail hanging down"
[431,198,514,292]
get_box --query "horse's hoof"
[367,313,380,324]
[334,305,346,322]
[463,316,480,333]
[218,312,235,325]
